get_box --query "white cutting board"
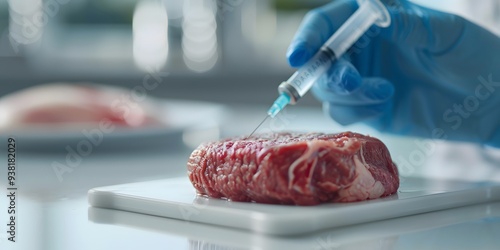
[88,177,500,235]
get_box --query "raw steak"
[0,83,159,131]
[187,132,399,205]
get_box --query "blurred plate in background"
[1,99,224,153]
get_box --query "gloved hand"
[287,0,500,147]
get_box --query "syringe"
[249,0,391,137]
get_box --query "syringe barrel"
[279,48,335,104]
[278,0,389,105]
[325,1,381,57]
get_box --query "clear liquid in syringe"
[280,49,336,102]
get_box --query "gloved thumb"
[287,0,358,67]
[287,0,467,66]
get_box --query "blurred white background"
[1,0,499,103]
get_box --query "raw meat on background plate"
[0,83,160,131]
[188,132,399,205]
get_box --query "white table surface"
[1,104,500,250]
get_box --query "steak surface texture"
[187,132,399,205]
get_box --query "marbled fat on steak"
[187,132,399,205]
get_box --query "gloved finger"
[286,0,357,67]
[321,77,394,125]
[323,101,392,126]
[315,58,363,97]
[313,76,394,106]
[380,1,466,53]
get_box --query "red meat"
[187,132,399,205]
[0,83,159,130]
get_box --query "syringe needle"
[248,115,269,138]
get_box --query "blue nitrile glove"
[287,0,500,147]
